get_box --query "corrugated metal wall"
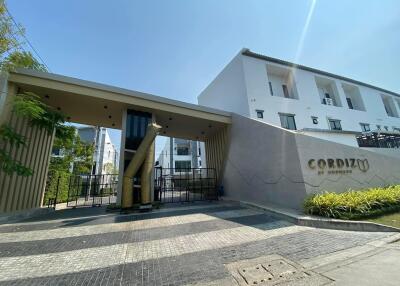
[204,127,229,184]
[0,113,55,214]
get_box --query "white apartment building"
[199,49,400,151]
[157,138,204,175]
[78,126,119,175]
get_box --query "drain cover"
[225,255,332,285]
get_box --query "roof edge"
[242,49,400,98]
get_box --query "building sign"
[307,158,369,175]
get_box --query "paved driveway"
[0,201,396,285]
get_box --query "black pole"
[54,175,61,210]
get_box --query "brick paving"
[0,201,395,285]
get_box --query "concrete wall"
[297,133,400,195]
[0,83,55,214]
[198,54,250,117]
[223,114,400,210]
[361,148,400,159]
[301,131,359,147]
[222,114,307,209]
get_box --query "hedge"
[43,171,71,205]
[304,185,400,219]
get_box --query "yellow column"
[140,141,155,205]
[122,123,161,208]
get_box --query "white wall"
[198,53,250,116]
[218,54,400,140]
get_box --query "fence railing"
[154,167,218,203]
[67,174,119,207]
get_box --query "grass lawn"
[367,212,400,229]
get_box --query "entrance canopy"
[8,69,231,140]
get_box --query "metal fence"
[154,167,218,203]
[66,174,119,207]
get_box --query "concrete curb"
[0,207,55,224]
[240,201,400,233]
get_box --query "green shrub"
[43,171,71,205]
[304,185,400,219]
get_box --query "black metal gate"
[154,167,218,203]
[66,174,118,207]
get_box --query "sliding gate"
[154,167,218,203]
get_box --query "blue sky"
[8,0,400,156]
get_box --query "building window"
[360,123,370,132]
[311,116,318,125]
[268,82,273,96]
[198,147,201,156]
[346,98,354,109]
[329,119,342,131]
[256,110,264,119]
[279,114,296,130]
[177,146,189,155]
[381,95,399,117]
[282,85,290,98]
[199,160,202,167]
[175,160,191,172]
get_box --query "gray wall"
[223,114,400,210]
[222,114,307,209]
[296,134,400,195]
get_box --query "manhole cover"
[225,255,332,285]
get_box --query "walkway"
[0,201,398,285]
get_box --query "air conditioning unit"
[325,98,334,106]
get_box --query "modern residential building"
[2,50,400,215]
[51,126,119,175]
[157,138,205,174]
[198,49,400,152]
[77,126,119,175]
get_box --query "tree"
[49,126,94,175]
[44,125,95,205]
[0,0,64,176]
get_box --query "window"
[311,116,318,125]
[177,146,189,155]
[175,160,191,172]
[256,110,264,119]
[381,95,399,117]
[268,82,273,96]
[346,98,354,109]
[199,160,202,167]
[329,119,342,131]
[315,76,342,107]
[198,147,201,156]
[279,114,296,130]
[360,123,370,132]
[282,85,290,98]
